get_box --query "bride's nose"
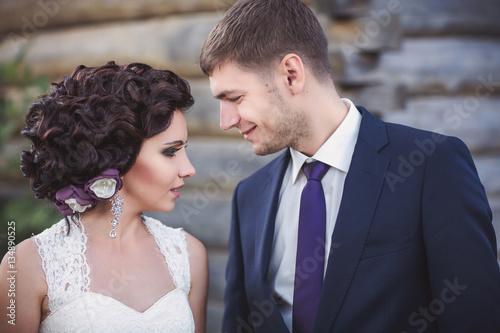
[179,152,196,179]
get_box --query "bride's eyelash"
[162,147,182,157]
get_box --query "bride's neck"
[80,200,147,244]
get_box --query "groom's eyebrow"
[214,90,239,100]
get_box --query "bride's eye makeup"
[162,141,188,157]
[162,146,181,157]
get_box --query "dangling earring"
[110,192,124,239]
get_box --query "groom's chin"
[252,143,285,156]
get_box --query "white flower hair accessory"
[64,198,93,213]
[89,178,117,199]
[84,169,123,200]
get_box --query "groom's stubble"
[252,88,310,156]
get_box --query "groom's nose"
[220,101,240,131]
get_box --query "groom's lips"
[242,126,257,140]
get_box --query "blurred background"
[0,0,499,331]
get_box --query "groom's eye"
[228,96,241,103]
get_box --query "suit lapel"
[315,108,390,333]
[247,150,291,332]
[254,150,291,279]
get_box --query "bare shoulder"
[1,237,46,291]
[0,238,46,331]
[1,237,41,273]
[183,231,208,332]
[183,232,207,263]
[183,231,208,282]
[0,237,47,299]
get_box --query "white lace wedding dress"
[33,216,195,333]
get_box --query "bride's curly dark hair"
[20,61,194,204]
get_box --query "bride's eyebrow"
[163,140,186,146]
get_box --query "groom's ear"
[278,54,305,96]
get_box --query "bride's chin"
[158,202,176,214]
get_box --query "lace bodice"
[33,216,194,333]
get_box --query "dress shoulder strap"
[33,218,90,313]
[143,216,191,294]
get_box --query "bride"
[0,61,208,332]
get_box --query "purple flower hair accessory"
[55,185,97,216]
[55,169,123,216]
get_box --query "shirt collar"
[289,98,362,184]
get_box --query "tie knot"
[302,161,329,181]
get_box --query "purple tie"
[293,161,330,333]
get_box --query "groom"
[200,0,500,332]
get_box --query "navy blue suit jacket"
[223,107,500,333]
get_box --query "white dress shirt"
[266,99,362,332]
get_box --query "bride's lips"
[242,126,257,140]
[170,184,184,198]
